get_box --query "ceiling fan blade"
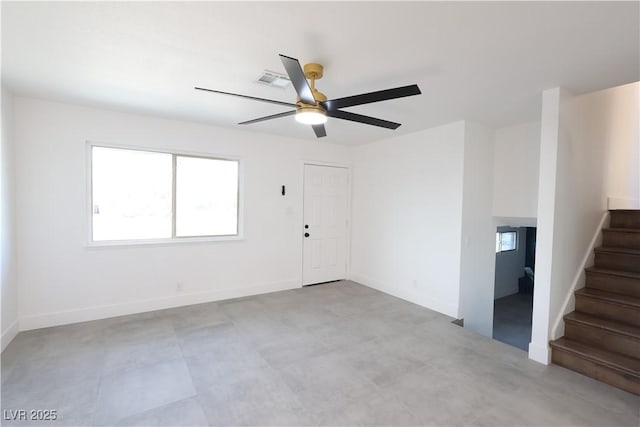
[238,110,296,125]
[327,110,401,129]
[279,54,316,105]
[312,124,327,138]
[195,87,296,108]
[323,84,421,111]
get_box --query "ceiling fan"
[195,54,422,138]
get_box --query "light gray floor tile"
[183,340,269,391]
[323,311,405,341]
[94,358,196,426]
[197,367,314,426]
[273,305,341,329]
[473,382,639,427]
[114,397,208,427]
[275,351,376,406]
[309,317,377,352]
[2,349,104,401]
[102,336,183,376]
[255,329,331,368]
[162,301,230,333]
[527,364,640,421]
[429,344,533,394]
[295,283,354,306]
[176,322,239,358]
[218,297,270,321]
[254,289,318,310]
[374,297,446,327]
[382,328,466,364]
[1,322,104,368]
[308,387,421,427]
[378,365,494,426]
[336,280,383,297]
[322,296,373,318]
[232,316,302,347]
[1,280,637,427]
[103,316,175,346]
[337,337,427,387]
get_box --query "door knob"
[304,233,310,237]
[304,224,309,229]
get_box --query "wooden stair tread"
[576,288,640,309]
[603,227,640,233]
[550,338,640,376]
[564,312,640,339]
[610,209,640,214]
[585,267,640,280]
[594,246,640,255]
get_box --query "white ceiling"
[2,1,638,146]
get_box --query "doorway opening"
[493,226,536,351]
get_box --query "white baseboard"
[608,197,640,210]
[1,320,19,352]
[19,279,300,331]
[528,341,551,365]
[349,273,458,318]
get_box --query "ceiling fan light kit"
[295,105,327,125]
[196,54,421,138]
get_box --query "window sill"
[85,234,244,249]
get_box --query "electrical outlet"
[412,279,418,288]
[176,282,184,293]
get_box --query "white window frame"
[86,141,244,247]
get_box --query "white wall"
[349,122,466,318]
[494,227,527,299]
[531,81,639,364]
[458,122,496,337]
[1,87,19,350]
[592,82,639,208]
[493,122,540,219]
[13,96,352,330]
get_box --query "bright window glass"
[496,231,517,252]
[92,147,172,241]
[176,156,238,237]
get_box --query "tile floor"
[1,281,638,426]
[492,292,534,351]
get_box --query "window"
[496,231,517,253]
[175,156,239,237]
[91,145,239,242]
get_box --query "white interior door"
[303,164,348,285]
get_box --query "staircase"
[550,209,640,395]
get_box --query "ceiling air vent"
[256,70,290,89]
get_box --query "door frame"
[300,160,352,287]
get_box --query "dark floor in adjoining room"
[2,281,637,426]
[493,292,534,351]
